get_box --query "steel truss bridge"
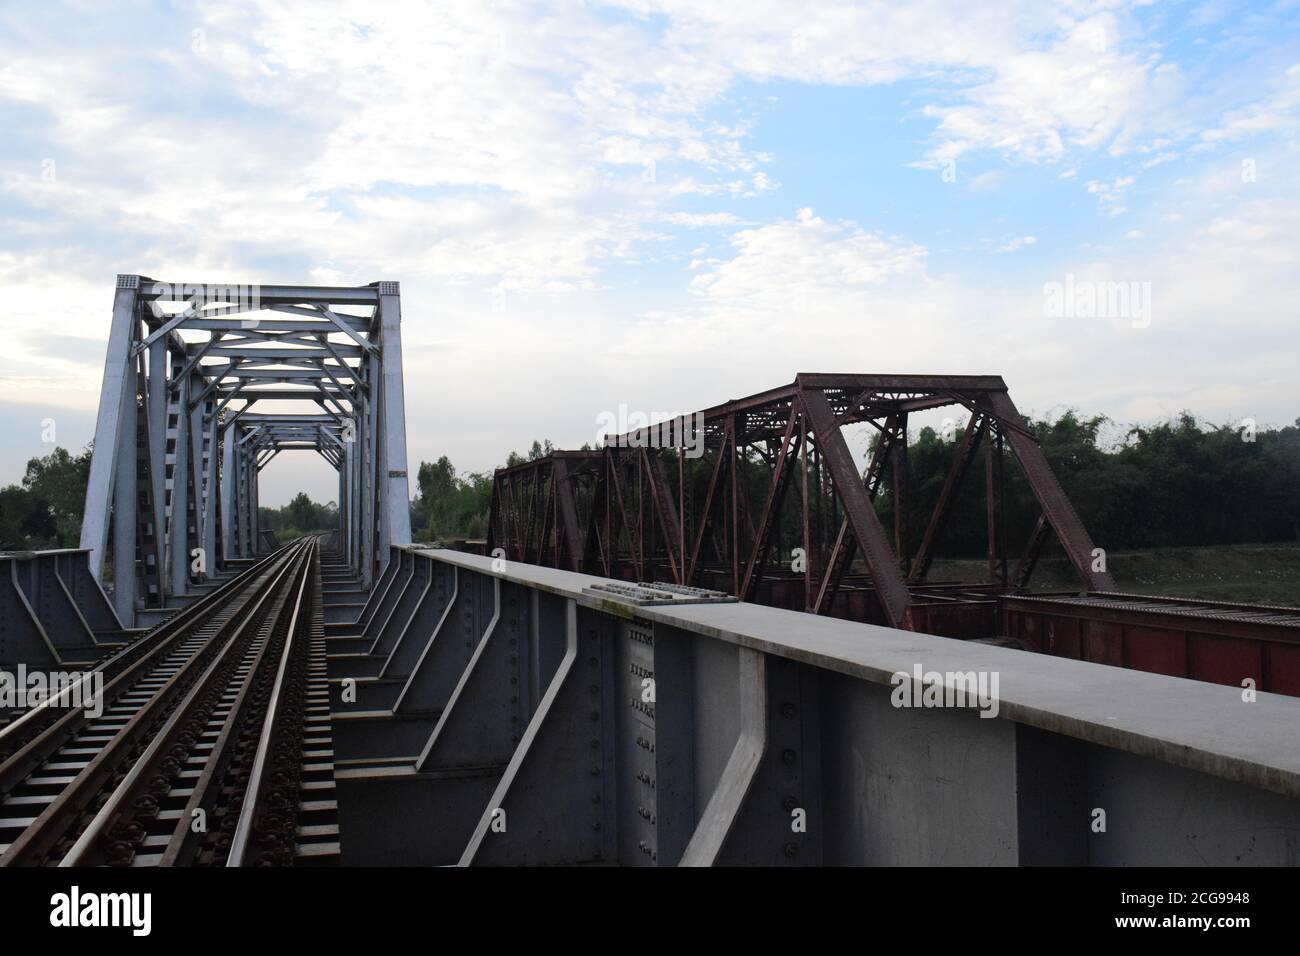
[81,276,411,628]
[0,277,1296,867]
[487,374,1300,696]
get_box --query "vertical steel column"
[111,341,139,624]
[339,437,352,562]
[250,453,260,552]
[203,412,219,572]
[170,372,192,598]
[240,435,249,558]
[147,337,169,575]
[341,433,351,564]
[245,434,255,557]
[337,445,345,552]
[188,392,205,565]
[231,429,244,556]
[349,413,361,570]
[376,282,412,555]
[892,413,909,568]
[220,422,235,560]
[362,361,378,587]
[242,436,256,557]
[82,275,142,581]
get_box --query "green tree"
[259,493,337,540]
[0,445,93,548]
[0,485,57,549]
[417,456,457,533]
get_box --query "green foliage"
[258,493,337,539]
[503,439,554,470]
[415,455,493,540]
[0,445,92,549]
[414,440,560,541]
[875,411,1300,559]
[0,485,57,548]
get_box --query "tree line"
[879,411,1299,559]
[0,447,91,549]
[258,493,339,540]
[0,447,342,551]
[411,440,560,540]
[409,413,1300,556]
[3,413,1297,557]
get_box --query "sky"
[0,0,1297,505]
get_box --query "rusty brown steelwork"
[483,371,1300,697]
[1001,592,1300,696]
[487,373,1114,634]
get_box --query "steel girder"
[81,276,412,625]
[330,546,1300,866]
[486,373,1115,634]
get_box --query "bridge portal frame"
[81,275,412,625]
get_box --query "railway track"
[0,538,337,867]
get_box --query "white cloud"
[1197,63,1300,149]
[1,1,1299,499]
[658,212,750,228]
[687,208,927,309]
[968,170,1005,191]
[996,235,1038,253]
[1086,175,1136,215]
[917,13,1183,166]
[0,0,1278,311]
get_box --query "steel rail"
[0,541,312,865]
[0,546,287,761]
[226,539,317,866]
[161,539,322,866]
[57,539,317,866]
[0,543,301,794]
